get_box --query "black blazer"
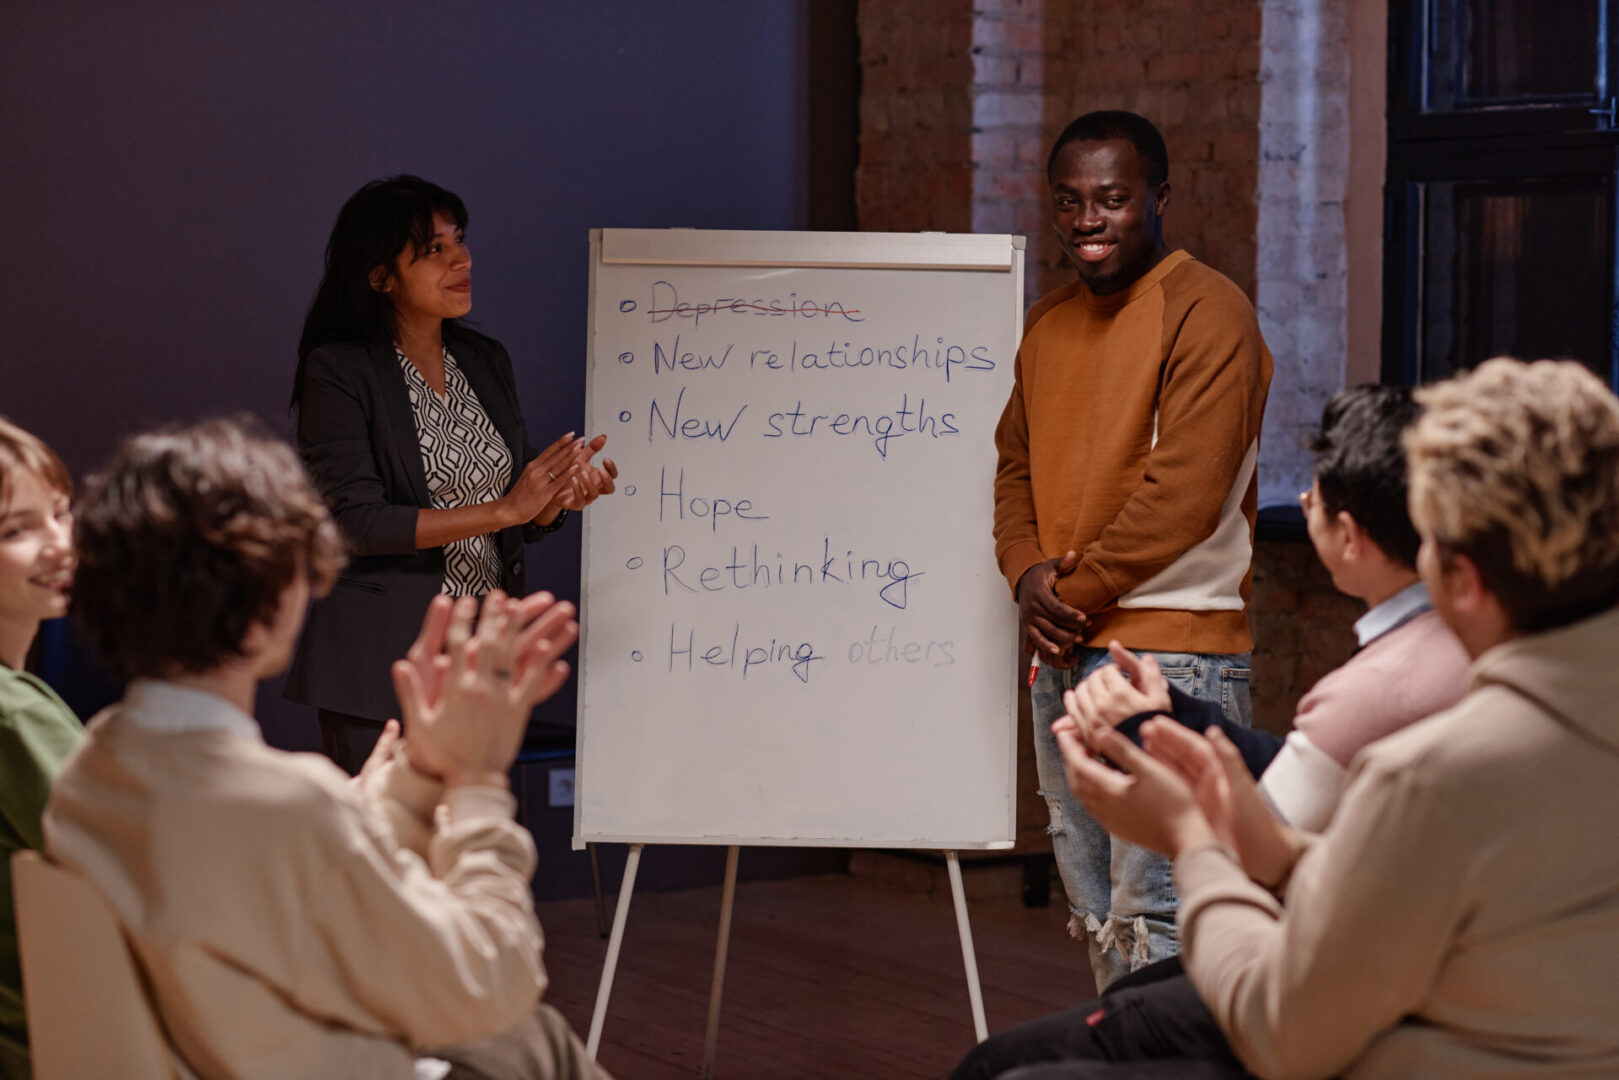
[284,325,545,719]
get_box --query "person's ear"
[1336,511,1363,559]
[368,265,392,293]
[1153,180,1171,216]
[1444,550,1490,615]
[237,614,272,663]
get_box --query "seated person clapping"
[44,418,610,1080]
[1068,385,1470,831]
[955,359,1619,1078]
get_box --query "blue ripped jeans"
[1032,646,1252,992]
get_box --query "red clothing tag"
[1085,1008,1107,1027]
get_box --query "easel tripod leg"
[947,851,989,1042]
[589,843,609,938]
[701,845,741,1079]
[587,842,644,1059]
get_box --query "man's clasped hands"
[1055,642,1307,889]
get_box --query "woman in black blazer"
[285,176,613,772]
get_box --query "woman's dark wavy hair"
[291,175,468,408]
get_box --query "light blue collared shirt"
[118,679,264,743]
[1352,580,1433,648]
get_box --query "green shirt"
[0,665,83,1080]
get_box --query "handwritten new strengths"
[637,288,998,461]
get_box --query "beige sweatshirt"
[993,251,1273,655]
[43,681,544,1080]
[1177,604,1619,1079]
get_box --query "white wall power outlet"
[547,767,576,808]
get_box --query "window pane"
[1420,179,1612,382]
[1427,0,1599,109]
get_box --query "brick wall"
[967,0,1052,301]
[1249,540,1359,732]
[855,0,976,232]
[965,0,1264,306]
[862,0,1262,304]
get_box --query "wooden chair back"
[12,850,182,1080]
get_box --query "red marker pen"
[1027,653,1041,688]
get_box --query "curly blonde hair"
[1406,358,1619,631]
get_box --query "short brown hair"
[0,415,72,512]
[73,417,345,679]
[1406,358,1619,632]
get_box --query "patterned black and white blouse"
[398,346,512,597]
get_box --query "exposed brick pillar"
[968,0,1050,249]
[855,0,977,232]
[1255,0,1353,504]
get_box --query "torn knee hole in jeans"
[1066,908,1102,943]
[1038,790,1066,837]
[1071,911,1155,967]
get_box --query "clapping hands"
[506,432,619,526]
[549,433,617,512]
[1053,698,1216,859]
[1065,641,1172,728]
[390,590,579,789]
[1054,641,1300,886]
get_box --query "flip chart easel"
[574,229,1025,1070]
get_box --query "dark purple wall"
[1,1,810,748]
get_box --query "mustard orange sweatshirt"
[993,250,1272,655]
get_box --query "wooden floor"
[539,871,1092,1079]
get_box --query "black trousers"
[949,958,1252,1080]
[317,709,387,777]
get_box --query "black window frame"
[1382,0,1619,391]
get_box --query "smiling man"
[992,110,1272,990]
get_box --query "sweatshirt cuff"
[1117,684,1224,745]
[371,745,446,823]
[441,784,519,824]
[1054,560,1113,614]
[1174,842,1246,894]
[1172,841,1282,939]
[1174,844,1283,931]
[999,541,1046,600]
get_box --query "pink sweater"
[1261,609,1469,830]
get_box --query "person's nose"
[452,240,471,271]
[1076,202,1104,234]
[45,515,74,560]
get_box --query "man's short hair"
[1406,358,1619,632]
[1311,385,1423,567]
[1047,110,1169,187]
[0,415,71,512]
[73,417,345,679]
